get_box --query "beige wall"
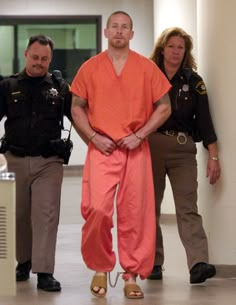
[197,0,236,266]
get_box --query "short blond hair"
[106,11,133,30]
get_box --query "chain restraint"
[108,272,124,288]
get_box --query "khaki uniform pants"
[148,132,209,270]
[81,141,156,279]
[5,152,63,273]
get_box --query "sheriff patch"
[195,81,207,95]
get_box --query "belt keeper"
[89,131,97,141]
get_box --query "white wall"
[154,0,197,45]
[0,0,154,165]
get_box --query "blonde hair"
[150,27,197,70]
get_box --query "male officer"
[0,34,72,292]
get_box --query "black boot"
[190,262,216,284]
[37,273,61,292]
[16,260,31,281]
[147,265,163,280]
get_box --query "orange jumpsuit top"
[71,50,171,142]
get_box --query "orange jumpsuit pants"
[81,140,156,279]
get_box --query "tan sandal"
[123,283,144,299]
[90,273,107,298]
[123,272,144,299]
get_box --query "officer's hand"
[206,159,221,184]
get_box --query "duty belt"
[160,130,189,145]
[7,144,50,157]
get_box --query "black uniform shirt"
[0,70,72,154]
[158,67,217,147]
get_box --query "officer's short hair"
[27,34,54,52]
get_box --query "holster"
[48,138,73,165]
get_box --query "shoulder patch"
[195,80,207,95]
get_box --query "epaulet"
[0,73,18,82]
[190,70,202,81]
[9,73,20,78]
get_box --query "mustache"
[32,64,44,69]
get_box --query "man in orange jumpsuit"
[71,11,171,299]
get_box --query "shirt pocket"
[7,91,27,118]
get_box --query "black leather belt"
[8,145,46,157]
[159,130,189,144]
[8,148,41,157]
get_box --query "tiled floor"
[0,175,235,305]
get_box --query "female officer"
[148,27,221,284]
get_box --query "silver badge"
[49,88,58,97]
[182,84,189,92]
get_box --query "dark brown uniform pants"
[148,132,209,270]
[5,152,64,274]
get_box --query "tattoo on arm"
[72,94,87,108]
[154,93,171,108]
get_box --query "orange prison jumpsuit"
[71,50,171,279]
